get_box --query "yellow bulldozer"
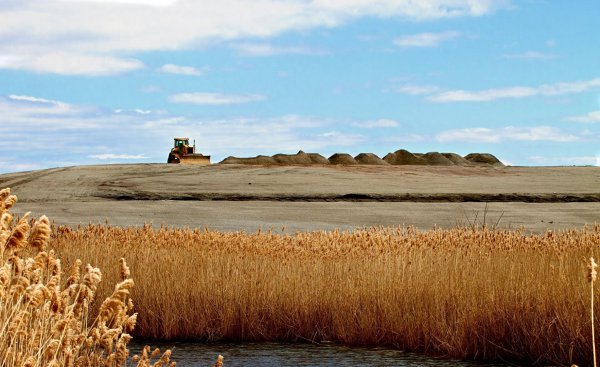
[167,138,211,165]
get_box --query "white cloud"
[158,64,205,76]
[135,109,152,115]
[564,110,600,123]
[69,0,178,6]
[503,51,556,60]
[393,31,461,48]
[528,155,600,166]
[357,119,399,128]
[0,1,507,75]
[436,126,581,143]
[395,84,441,95]
[429,77,600,102]
[0,52,144,76]
[232,43,329,57]
[169,92,267,105]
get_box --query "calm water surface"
[130,341,514,367]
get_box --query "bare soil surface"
[1,164,599,232]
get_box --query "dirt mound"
[465,153,504,167]
[272,151,314,165]
[422,152,455,166]
[307,153,330,164]
[329,153,358,165]
[384,150,427,165]
[220,149,503,167]
[222,151,328,166]
[220,155,277,165]
[354,153,389,165]
[442,153,472,166]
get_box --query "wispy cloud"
[7,94,74,114]
[75,0,178,6]
[394,84,441,95]
[0,94,372,172]
[393,31,461,48]
[564,110,600,123]
[140,85,162,93]
[1,95,87,122]
[317,131,364,145]
[232,43,329,57]
[428,77,600,102]
[383,134,425,143]
[356,119,400,128]
[169,93,267,105]
[503,51,557,60]
[89,154,148,160]
[436,126,581,143]
[528,155,600,166]
[157,63,206,76]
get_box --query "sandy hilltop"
[0,150,598,232]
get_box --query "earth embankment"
[0,164,598,232]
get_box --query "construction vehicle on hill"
[167,138,211,165]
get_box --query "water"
[129,341,513,367]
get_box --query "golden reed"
[0,188,185,367]
[47,217,600,366]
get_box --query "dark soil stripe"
[95,192,600,203]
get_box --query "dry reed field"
[47,218,600,366]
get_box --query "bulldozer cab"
[174,138,189,148]
[174,138,190,154]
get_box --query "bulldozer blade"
[179,155,211,165]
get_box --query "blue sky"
[1,0,599,172]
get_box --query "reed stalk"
[590,257,598,367]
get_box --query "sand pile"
[220,155,278,165]
[422,152,455,166]
[465,153,504,167]
[272,151,313,165]
[307,153,330,164]
[442,153,472,166]
[383,150,427,165]
[354,153,389,165]
[328,153,358,165]
[220,149,503,167]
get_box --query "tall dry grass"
[0,188,180,367]
[49,220,600,366]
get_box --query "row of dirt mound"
[219,150,504,167]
